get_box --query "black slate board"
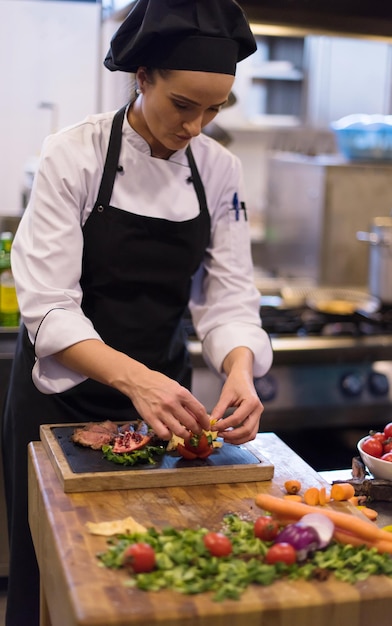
[52,426,261,474]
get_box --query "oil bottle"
[0,231,19,327]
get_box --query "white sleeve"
[11,130,104,393]
[189,154,273,378]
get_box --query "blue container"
[331,114,392,161]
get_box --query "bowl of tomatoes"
[357,421,392,480]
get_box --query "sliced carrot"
[318,486,329,506]
[303,487,320,506]
[348,496,360,506]
[284,479,301,495]
[357,506,378,521]
[283,494,303,502]
[330,483,356,502]
[255,493,392,546]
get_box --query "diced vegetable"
[283,494,303,502]
[357,506,378,521]
[98,513,392,600]
[330,483,355,502]
[284,480,301,495]
[303,487,320,506]
[255,493,392,552]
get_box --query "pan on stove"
[306,288,380,317]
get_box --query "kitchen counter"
[28,433,392,626]
[189,334,392,367]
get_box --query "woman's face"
[132,68,234,156]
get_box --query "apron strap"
[186,145,208,212]
[95,104,128,207]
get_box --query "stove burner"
[260,304,392,338]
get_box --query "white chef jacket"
[11,108,273,393]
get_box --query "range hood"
[239,1,392,40]
[111,2,391,41]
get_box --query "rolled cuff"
[201,323,273,378]
[32,308,103,394]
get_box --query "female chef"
[2,0,273,624]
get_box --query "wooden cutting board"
[40,423,274,493]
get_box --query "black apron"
[1,104,210,626]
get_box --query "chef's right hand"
[125,366,211,441]
[54,339,210,440]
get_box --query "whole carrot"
[255,493,392,546]
[333,528,392,554]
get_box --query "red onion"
[275,522,320,561]
[299,513,335,548]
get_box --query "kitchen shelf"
[250,67,304,81]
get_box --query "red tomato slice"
[185,432,211,453]
[177,444,198,460]
[179,432,214,459]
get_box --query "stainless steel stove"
[189,294,392,470]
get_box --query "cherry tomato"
[254,516,280,541]
[384,422,392,439]
[383,438,392,454]
[203,532,233,557]
[265,542,297,565]
[381,452,392,462]
[369,430,386,444]
[361,436,383,458]
[122,542,156,573]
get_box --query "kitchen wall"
[216,35,392,236]
[0,0,102,215]
[1,2,392,227]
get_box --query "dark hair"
[131,67,172,100]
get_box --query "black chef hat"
[104,0,256,76]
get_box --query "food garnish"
[256,493,392,553]
[71,420,166,466]
[97,513,392,601]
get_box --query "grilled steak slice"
[71,420,118,450]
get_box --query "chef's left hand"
[209,347,264,445]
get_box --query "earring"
[136,88,142,95]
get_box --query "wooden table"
[28,433,392,626]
